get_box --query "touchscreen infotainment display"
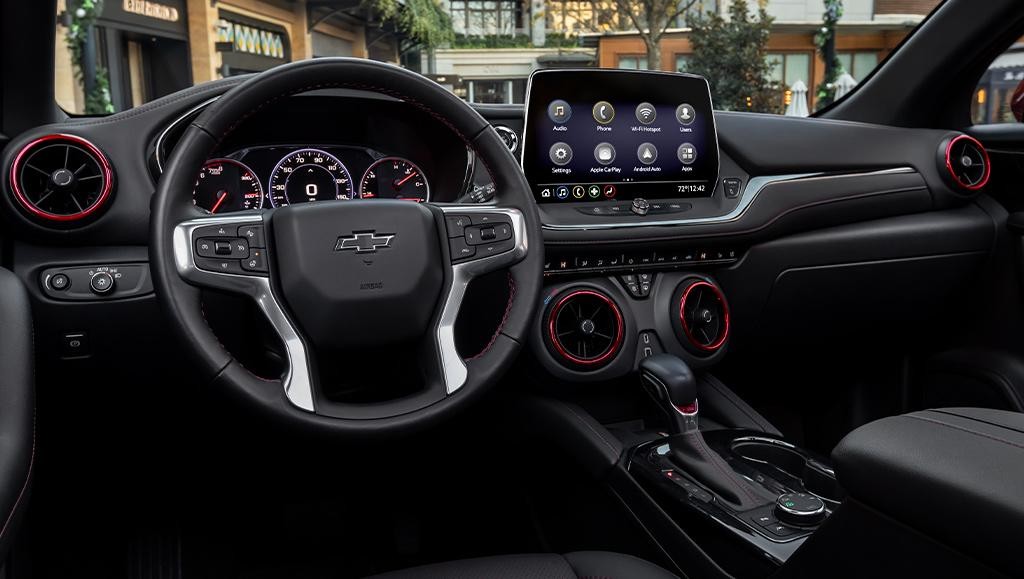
[521,69,719,204]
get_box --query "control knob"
[89,271,115,295]
[774,492,826,527]
[631,197,650,216]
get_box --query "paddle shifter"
[640,354,770,508]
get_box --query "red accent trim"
[675,401,698,415]
[944,134,990,191]
[547,288,624,367]
[679,280,730,353]
[8,133,113,222]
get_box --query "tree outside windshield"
[55,0,940,117]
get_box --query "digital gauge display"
[267,148,354,206]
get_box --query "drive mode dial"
[774,492,826,526]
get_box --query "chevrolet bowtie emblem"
[334,232,395,253]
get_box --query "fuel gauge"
[359,157,429,202]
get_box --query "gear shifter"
[639,354,771,508]
[639,354,699,435]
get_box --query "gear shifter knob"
[640,354,698,434]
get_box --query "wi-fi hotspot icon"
[636,102,657,124]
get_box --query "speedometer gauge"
[193,159,264,213]
[359,157,430,202]
[267,148,353,206]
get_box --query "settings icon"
[549,142,573,166]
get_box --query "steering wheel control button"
[242,249,268,274]
[774,493,826,527]
[237,224,265,247]
[196,237,249,259]
[89,271,115,295]
[548,99,572,124]
[196,257,245,275]
[631,198,650,216]
[449,237,476,262]
[677,143,697,165]
[49,273,70,291]
[676,103,696,125]
[550,142,573,166]
[637,143,658,165]
[445,215,471,238]
[592,101,615,124]
[722,178,742,198]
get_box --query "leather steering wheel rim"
[150,58,543,437]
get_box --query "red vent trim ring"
[9,133,114,222]
[679,280,730,353]
[547,289,625,367]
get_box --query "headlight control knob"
[89,271,115,295]
[774,492,826,527]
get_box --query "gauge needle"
[210,190,228,214]
[394,172,417,188]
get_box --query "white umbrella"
[785,80,809,117]
[834,73,858,100]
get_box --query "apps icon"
[636,102,657,124]
[637,143,658,165]
[550,142,573,166]
[556,186,570,200]
[588,185,602,198]
[676,103,695,125]
[548,100,572,123]
[592,101,615,124]
[603,185,617,198]
[677,142,697,164]
[572,185,586,199]
[594,142,616,165]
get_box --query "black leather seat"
[365,551,679,578]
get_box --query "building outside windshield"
[56,0,952,118]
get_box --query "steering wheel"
[150,58,544,436]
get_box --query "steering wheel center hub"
[271,200,444,349]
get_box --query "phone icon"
[592,101,615,124]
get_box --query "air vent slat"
[547,288,624,368]
[8,134,113,223]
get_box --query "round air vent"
[675,279,730,354]
[943,134,990,191]
[8,134,113,222]
[546,288,624,368]
[493,125,519,153]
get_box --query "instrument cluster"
[193,144,431,214]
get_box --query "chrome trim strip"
[436,205,528,394]
[155,96,221,173]
[539,167,916,231]
[172,213,315,412]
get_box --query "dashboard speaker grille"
[944,135,990,191]
[547,288,624,368]
[8,134,113,222]
[678,280,729,353]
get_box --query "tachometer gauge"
[359,157,430,202]
[268,148,353,206]
[193,158,264,213]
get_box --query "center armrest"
[833,407,1024,575]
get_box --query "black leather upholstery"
[365,551,679,579]
[833,408,1024,577]
[0,268,35,559]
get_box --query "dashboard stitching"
[68,81,239,127]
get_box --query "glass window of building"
[766,52,811,89]
[837,51,879,81]
[618,55,648,70]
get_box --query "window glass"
[53,0,941,116]
[617,56,648,70]
[973,43,1024,124]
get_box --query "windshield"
[54,0,939,116]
